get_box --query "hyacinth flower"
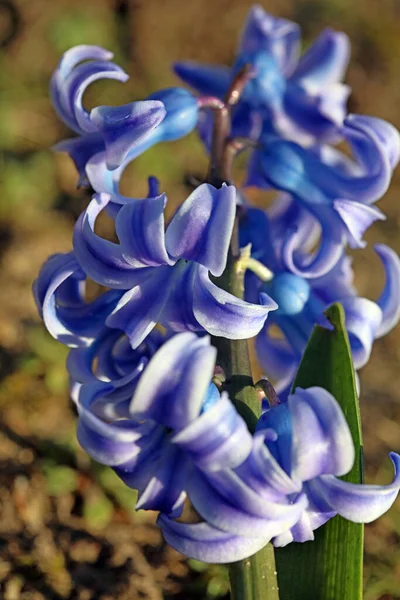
[174,5,350,146]
[246,114,400,277]
[239,206,400,398]
[159,386,400,560]
[72,183,277,348]
[52,45,199,186]
[74,331,307,552]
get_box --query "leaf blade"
[275,303,364,600]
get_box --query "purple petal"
[375,244,400,338]
[311,453,400,522]
[165,183,236,277]
[289,387,355,481]
[158,516,270,563]
[90,101,166,170]
[192,265,277,339]
[129,333,216,430]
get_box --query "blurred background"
[0,0,400,598]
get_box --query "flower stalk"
[207,66,279,600]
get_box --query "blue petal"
[51,46,126,134]
[239,6,300,75]
[375,244,400,338]
[115,193,174,267]
[129,333,217,430]
[311,453,400,522]
[192,265,277,339]
[158,516,270,563]
[33,252,121,347]
[173,62,231,97]
[333,199,385,248]
[289,387,355,481]
[341,297,383,369]
[165,183,236,276]
[148,87,199,140]
[90,101,166,170]
[172,392,252,470]
[280,219,344,278]
[51,49,128,135]
[186,469,307,538]
[291,28,350,86]
[73,193,157,288]
[106,267,172,348]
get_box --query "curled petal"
[50,46,118,133]
[187,469,307,538]
[166,183,236,276]
[292,29,350,86]
[192,266,277,339]
[347,114,400,171]
[33,253,121,347]
[158,516,270,563]
[116,194,173,267]
[289,387,355,480]
[239,6,300,75]
[130,333,217,430]
[73,193,155,287]
[333,199,385,248]
[90,101,166,170]
[375,244,400,338]
[339,114,396,202]
[172,392,252,470]
[52,47,128,135]
[281,221,344,278]
[311,453,400,522]
[77,396,157,467]
[341,297,383,369]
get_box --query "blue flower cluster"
[34,6,400,563]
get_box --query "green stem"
[205,68,279,594]
[230,543,279,600]
[217,217,279,600]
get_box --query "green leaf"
[275,303,364,600]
